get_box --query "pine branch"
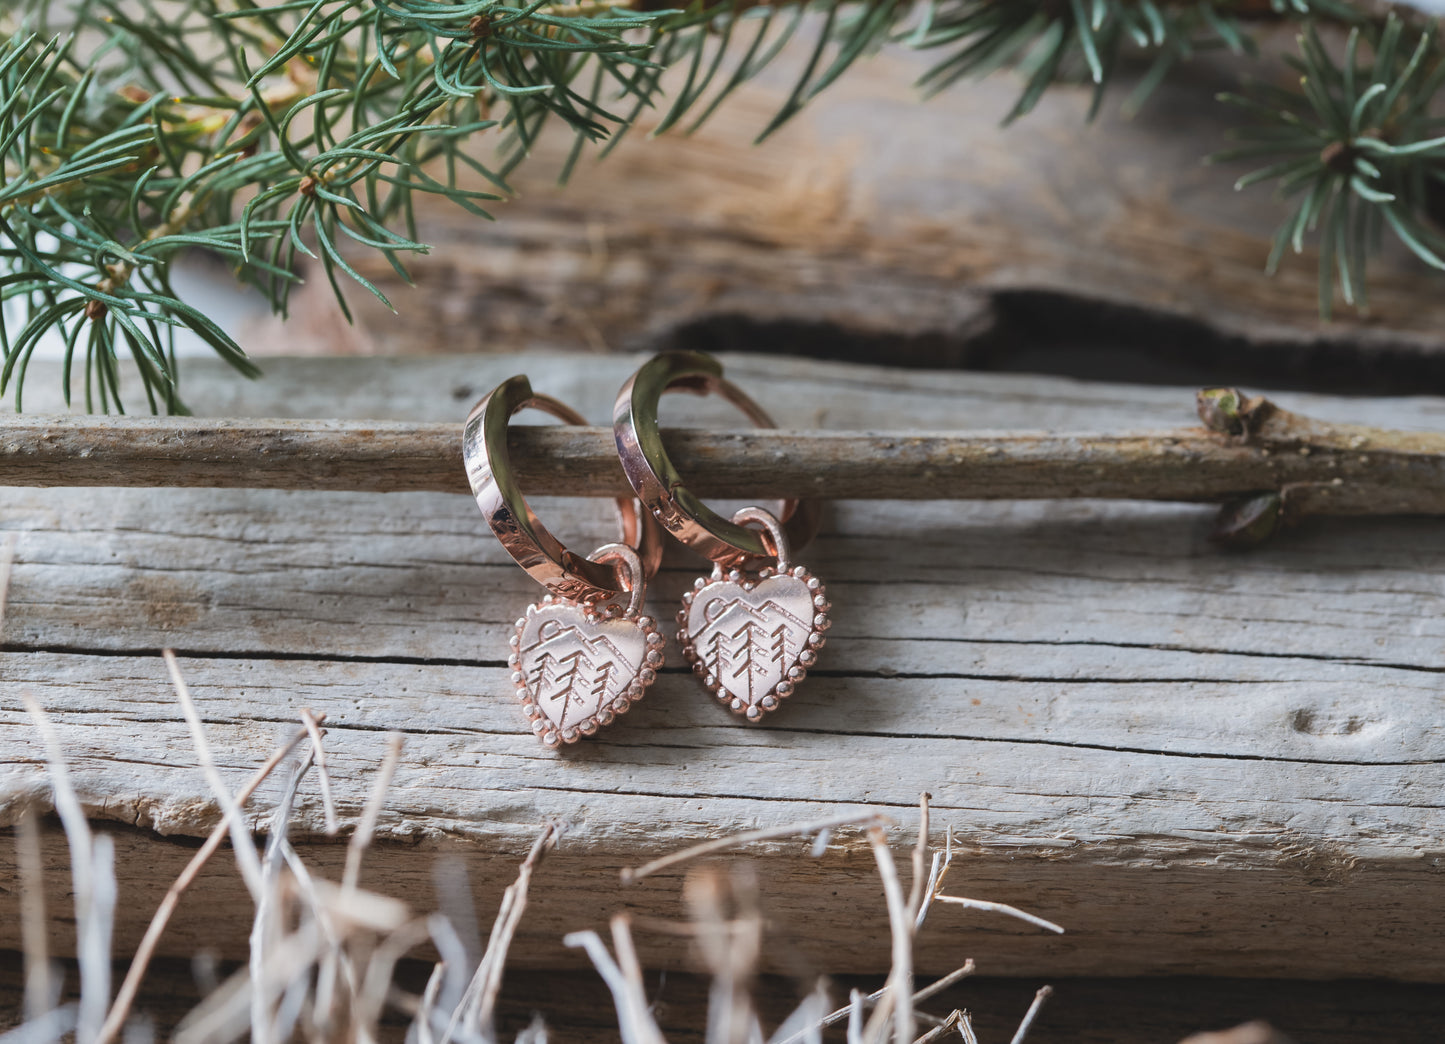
[1,1,1443,414]
[1216,11,1445,316]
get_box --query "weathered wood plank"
[2,355,1444,980]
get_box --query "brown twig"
[620,811,891,884]
[5,396,1445,519]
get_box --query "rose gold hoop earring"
[464,376,666,748]
[613,350,830,722]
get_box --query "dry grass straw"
[3,544,1283,1044]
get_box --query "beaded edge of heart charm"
[677,563,831,721]
[508,594,665,748]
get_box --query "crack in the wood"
[11,702,1441,769]
[9,636,1445,680]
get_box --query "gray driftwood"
[2,355,1444,982]
[2,397,1445,517]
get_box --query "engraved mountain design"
[517,604,648,733]
[684,574,818,714]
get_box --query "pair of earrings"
[462,350,831,748]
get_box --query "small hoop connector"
[730,507,791,573]
[587,542,647,617]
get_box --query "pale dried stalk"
[1009,986,1053,1044]
[904,794,931,927]
[97,724,313,1044]
[860,827,914,1044]
[845,991,866,1044]
[299,708,339,835]
[913,831,953,933]
[564,918,667,1044]
[764,983,827,1044]
[686,870,764,1044]
[611,916,664,1044]
[911,1011,969,1044]
[0,1005,79,1044]
[910,962,977,1006]
[1177,1023,1292,1044]
[343,732,404,892]
[415,963,447,1044]
[354,919,435,1042]
[621,811,890,884]
[957,1011,980,1044]
[317,731,403,1032]
[164,649,265,898]
[250,752,314,1044]
[21,694,108,1044]
[930,896,1064,935]
[440,822,560,1044]
[773,964,976,1044]
[15,810,52,1023]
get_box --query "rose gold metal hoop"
[613,350,821,566]
[465,375,662,602]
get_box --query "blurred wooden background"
[6,30,1445,1044]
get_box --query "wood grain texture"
[4,401,1445,513]
[3,355,1445,981]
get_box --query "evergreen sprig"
[1217,13,1445,317]
[0,1,1440,412]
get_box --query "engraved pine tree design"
[519,612,642,729]
[551,649,587,705]
[689,583,816,710]
[589,661,614,707]
[702,630,728,685]
[769,623,792,671]
[527,651,557,694]
[728,619,771,704]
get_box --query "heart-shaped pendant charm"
[679,564,830,720]
[510,596,664,747]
